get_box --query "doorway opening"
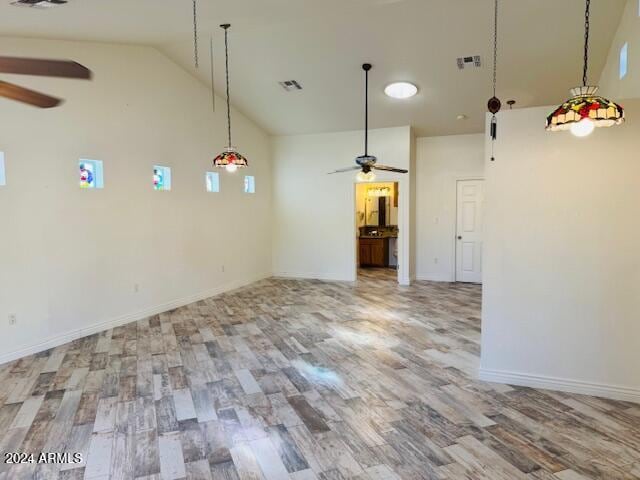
[355,182,400,283]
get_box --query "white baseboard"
[479,367,640,404]
[273,271,355,282]
[416,273,454,282]
[0,273,270,366]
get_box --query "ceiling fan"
[329,63,408,181]
[0,56,92,108]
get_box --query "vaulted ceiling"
[0,0,626,136]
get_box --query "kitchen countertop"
[359,235,398,239]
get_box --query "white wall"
[415,134,485,282]
[272,126,412,283]
[600,0,640,100]
[480,102,640,402]
[0,38,272,363]
[409,130,417,282]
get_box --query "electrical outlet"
[434,257,439,264]
[221,265,225,273]
[8,314,16,325]
[134,284,139,293]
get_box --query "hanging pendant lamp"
[546,0,624,136]
[214,24,248,172]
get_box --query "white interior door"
[456,179,484,283]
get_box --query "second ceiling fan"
[0,56,92,108]
[329,63,408,181]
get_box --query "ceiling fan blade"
[328,166,361,174]
[0,56,92,79]
[0,81,62,108]
[373,164,409,174]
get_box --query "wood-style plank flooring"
[0,271,639,479]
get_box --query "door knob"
[457,236,462,240]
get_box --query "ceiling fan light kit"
[357,170,376,183]
[329,63,408,181]
[546,0,624,137]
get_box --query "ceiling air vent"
[456,56,481,70]
[279,80,302,92]
[11,0,67,7]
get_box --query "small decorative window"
[244,175,255,194]
[0,152,5,186]
[79,159,104,189]
[206,172,220,193]
[620,43,628,79]
[153,165,171,191]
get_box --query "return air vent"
[11,0,67,7]
[456,56,482,70]
[279,80,302,92]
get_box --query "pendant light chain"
[209,36,215,114]
[192,0,199,68]
[492,0,498,98]
[223,25,232,148]
[583,0,591,86]
[489,0,499,161]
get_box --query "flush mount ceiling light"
[384,82,418,99]
[213,24,248,173]
[546,0,624,137]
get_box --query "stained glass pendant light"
[214,24,248,172]
[546,0,624,137]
